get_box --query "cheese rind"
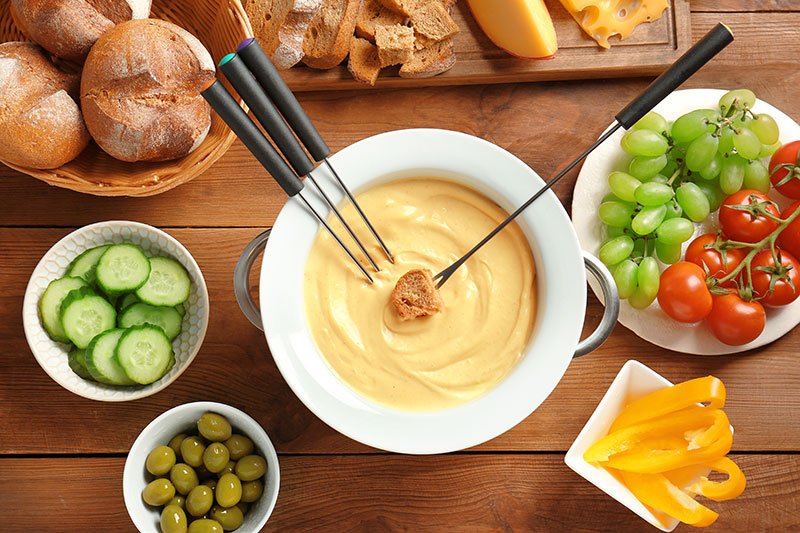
[560,0,670,49]
[466,0,558,59]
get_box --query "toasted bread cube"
[348,37,383,85]
[375,24,415,67]
[391,268,444,320]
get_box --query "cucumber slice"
[65,245,110,286]
[117,293,140,312]
[115,325,174,385]
[175,302,186,318]
[136,257,191,306]
[38,277,88,343]
[85,329,135,385]
[119,303,183,340]
[68,347,94,381]
[59,287,117,349]
[96,244,151,295]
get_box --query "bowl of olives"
[124,402,279,532]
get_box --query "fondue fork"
[236,38,395,265]
[201,79,374,283]
[434,23,735,289]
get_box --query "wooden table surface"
[2,1,799,531]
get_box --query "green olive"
[186,485,214,517]
[223,434,254,461]
[195,465,214,481]
[210,504,244,531]
[187,519,223,533]
[201,478,218,491]
[180,436,206,468]
[142,478,176,506]
[170,463,199,495]
[146,445,177,476]
[217,461,236,478]
[215,473,242,508]
[169,433,188,458]
[236,501,249,515]
[160,504,188,533]
[235,455,267,481]
[197,412,232,442]
[169,494,186,509]
[203,443,231,473]
[241,479,263,503]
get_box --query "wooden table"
[2,1,798,531]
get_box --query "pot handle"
[574,251,620,358]
[233,229,272,331]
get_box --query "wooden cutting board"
[283,0,691,92]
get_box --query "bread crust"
[302,0,363,69]
[272,0,324,70]
[348,37,382,85]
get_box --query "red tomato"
[685,233,745,287]
[719,190,780,243]
[769,140,800,199]
[657,262,713,323]
[706,294,766,346]
[778,201,800,259]
[751,249,800,307]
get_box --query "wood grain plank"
[1,228,799,454]
[692,0,800,12]
[0,455,796,532]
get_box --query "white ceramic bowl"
[22,221,209,401]
[234,129,619,454]
[123,402,280,532]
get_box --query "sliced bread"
[377,0,419,16]
[374,24,415,67]
[348,37,382,85]
[302,0,363,69]
[272,0,324,69]
[399,36,455,78]
[391,268,443,320]
[246,0,295,55]
[355,0,407,41]
[409,1,459,43]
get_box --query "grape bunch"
[597,89,780,309]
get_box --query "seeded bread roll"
[0,42,90,169]
[10,0,152,61]
[80,19,215,163]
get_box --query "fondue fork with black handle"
[434,23,735,288]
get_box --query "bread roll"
[80,19,215,163]
[10,0,152,61]
[0,42,90,169]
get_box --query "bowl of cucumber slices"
[22,221,210,401]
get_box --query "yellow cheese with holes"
[466,0,558,59]
[559,0,670,48]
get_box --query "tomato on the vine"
[751,249,800,307]
[657,262,713,323]
[769,140,800,199]
[719,190,780,243]
[685,233,745,287]
[778,201,800,259]
[706,293,766,346]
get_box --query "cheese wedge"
[466,0,558,59]
[559,0,670,49]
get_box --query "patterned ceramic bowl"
[22,221,209,401]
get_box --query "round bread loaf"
[10,0,152,61]
[0,42,90,169]
[80,19,215,163]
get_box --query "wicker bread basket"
[0,0,252,197]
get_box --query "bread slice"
[302,0,363,69]
[378,0,418,16]
[355,0,406,41]
[375,24,415,67]
[348,37,382,85]
[399,36,455,78]
[272,0,323,70]
[391,268,443,320]
[409,1,459,43]
[246,0,295,55]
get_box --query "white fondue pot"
[234,129,618,454]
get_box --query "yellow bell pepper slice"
[619,470,719,527]
[686,457,747,502]
[611,376,726,432]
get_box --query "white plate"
[572,88,800,355]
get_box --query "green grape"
[749,114,779,144]
[629,287,656,309]
[675,182,711,222]
[602,192,622,203]
[598,201,636,227]
[685,133,719,171]
[644,174,669,184]
[719,89,756,114]
[656,218,694,245]
[599,235,635,266]
[743,159,771,193]
[628,257,660,309]
[634,182,674,206]
[613,260,639,299]
[621,129,669,157]
[664,198,683,220]
[670,109,718,144]
[656,241,682,264]
[632,111,669,134]
[606,225,626,239]
[759,140,781,158]
[718,127,735,154]
[720,154,746,194]
[632,205,667,236]
[699,152,723,180]
[733,128,762,159]
[733,114,753,129]
[695,181,725,212]
[631,238,646,259]
[608,171,642,202]
[629,154,668,180]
